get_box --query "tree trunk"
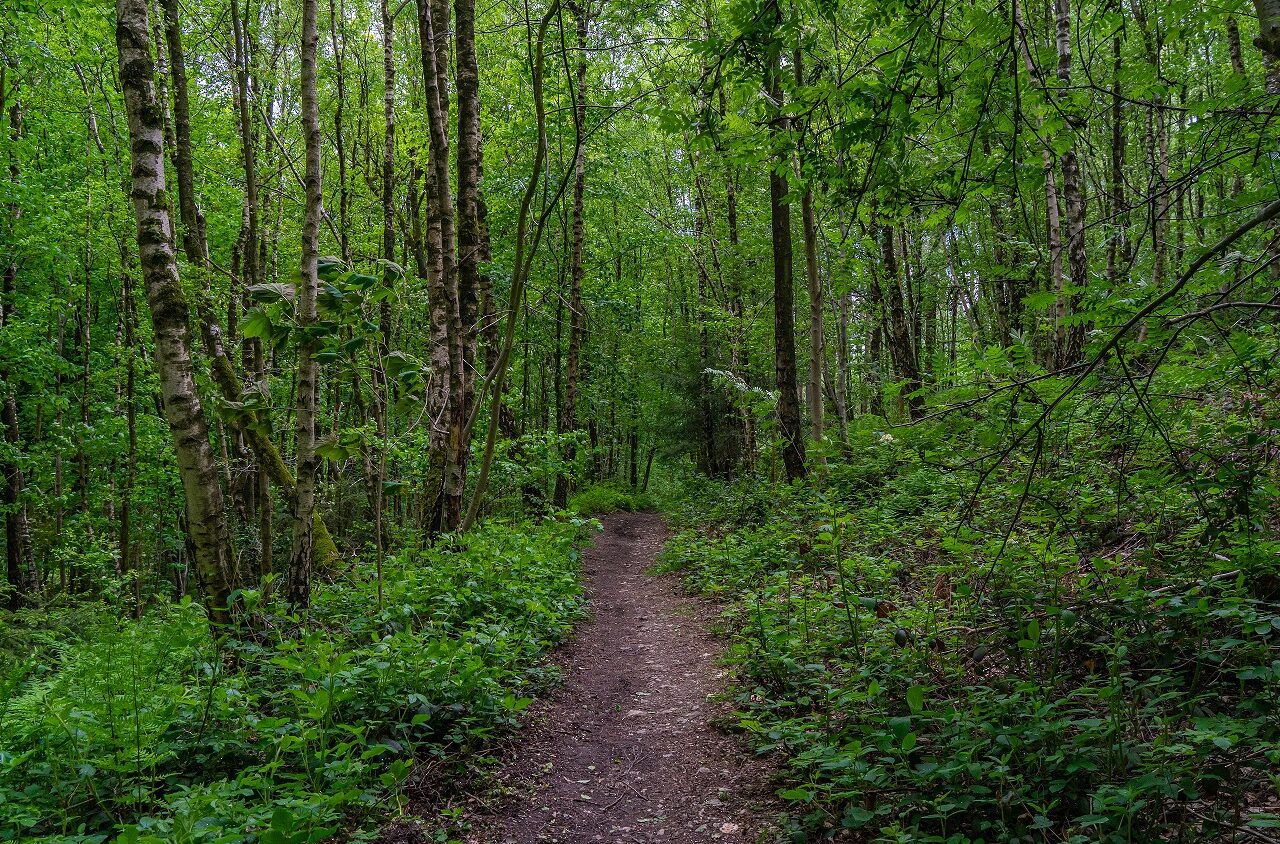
[554,2,589,507]
[830,262,851,443]
[329,0,350,261]
[122,269,139,613]
[1254,0,1280,64]
[1107,35,1127,289]
[288,0,323,609]
[1,63,34,607]
[455,0,487,513]
[228,0,259,294]
[116,0,233,624]
[1014,0,1064,369]
[1228,16,1248,76]
[376,0,395,557]
[767,36,806,482]
[415,0,462,530]
[1055,0,1088,366]
[161,0,207,264]
[792,50,823,448]
[2,389,34,607]
[801,186,823,444]
[877,225,923,419]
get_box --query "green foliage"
[0,520,588,843]
[568,483,652,516]
[660,404,1280,842]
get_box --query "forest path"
[464,511,780,843]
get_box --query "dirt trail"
[466,511,780,843]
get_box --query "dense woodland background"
[3,0,1280,839]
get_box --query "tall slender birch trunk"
[115,0,232,624]
[288,0,323,608]
[415,0,462,530]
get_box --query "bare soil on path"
[464,511,781,843]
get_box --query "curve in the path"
[467,511,778,844]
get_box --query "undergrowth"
[568,483,653,515]
[0,519,590,844]
[659,392,1280,842]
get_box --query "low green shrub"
[660,422,1280,843]
[568,483,652,515]
[0,518,590,844]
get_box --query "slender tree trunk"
[459,0,559,529]
[288,0,323,608]
[1014,0,1064,369]
[116,0,233,624]
[878,224,923,419]
[801,187,824,443]
[830,276,851,444]
[229,0,259,292]
[75,220,91,584]
[455,0,487,512]
[1254,0,1280,64]
[416,0,462,530]
[329,0,350,261]
[162,0,206,264]
[122,269,139,614]
[767,33,805,481]
[693,189,718,475]
[1,64,34,606]
[375,0,395,556]
[2,387,33,606]
[228,0,264,546]
[1228,16,1248,76]
[555,2,589,506]
[1055,0,1088,366]
[1107,35,1127,289]
[984,135,1013,346]
[793,52,823,448]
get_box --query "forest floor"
[456,511,782,843]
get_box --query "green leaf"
[247,282,296,303]
[316,442,351,462]
[241,309,273,339]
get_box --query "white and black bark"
[116,0,233,624]
[415,0,462,530]
[288,0,323,608]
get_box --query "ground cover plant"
[0,520,588,843]
[660,362,1280,841]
